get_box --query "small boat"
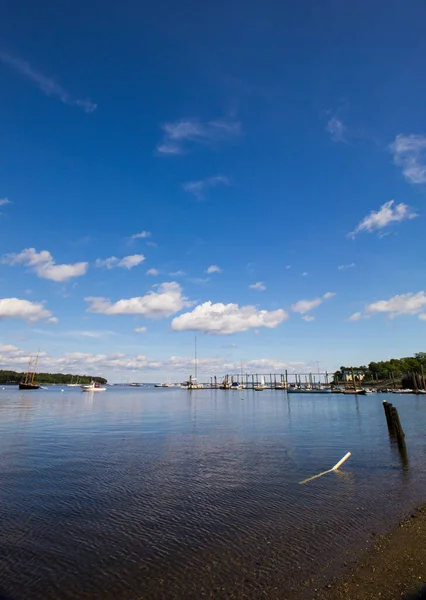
[19,351,41,390]
[254,376,267,391]
[81,381,106,392]
[129,382,141,387]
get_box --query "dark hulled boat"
[19,350,41,390]
[19,382,41,390]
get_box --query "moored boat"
[18,351,41,390]
[81,381,106,392]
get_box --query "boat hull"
[19,383,40,390]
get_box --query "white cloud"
[302,272,309,277]
[349,200,417,238]
[95,255,145,270]
[183,176,229,200]
[338,263,356,270]
[0,51,96,113]
[0,298,55,322]
[157,118,241,155]
[0,198,11,206]
[206,265,222,274]
[291,292,335,315]
[146,268,159,276]
[249,282,266,291]
[85,282,191,319]
[366,292,426,318]
[2,248,88,282]
[349,291,426,321]
[302,315,315,322]
[134,326,147,333]
[285,265,291,269]
[171,301,288,335]
[348,312,363,321]
[419,314,426,321]
[390,134,426,184]
[64,330,115,338]
[326,116,346,142]
[131,230,151,239]
[0,343,306,378]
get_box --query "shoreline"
[313,504,426,600]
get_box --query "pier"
[205,371,331,390]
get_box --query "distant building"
[341,369,366,382]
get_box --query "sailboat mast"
[25,355,32,385]
[31,349,40,384]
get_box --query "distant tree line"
[334,352,426,382]
[0,370,107,385]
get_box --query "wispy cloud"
[349,200,417,238]
[249,282,266,291]
[0,198,11,207]
[131,230,151,239]
[157,117,241,155]
[2,248,88,282]
[390,134,426,184]
[338,262,356,270]
[95,255,145,270]
[146,268,159,276]
[326,116,346,142]
[133,327,147,333]
[302,272,309,277]
[0,51,96,113]
[206,265,222,274]
[302,315,315,322]
[291,292,335,315]
[183,176,229,200]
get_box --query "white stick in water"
[299,452,351,485]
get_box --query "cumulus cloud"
[171,301,288,335]
[134,326,147,333]
[349,291,426,321]
[95,255,145,269]
[390,134,426,184]
[2,248,88,282]
[291,292,335,315]
[183,176,229,200]
[146,268,159,276]
[349,200,417,238]
[157,118,241,155]
[338,263,356,270]
[0,343,306,378]
[249,282,266,291]
[0,51,96,113]
[85,282,191,319]
[0,298,55,322]
[206,265,222,274]
[131,230,151,239]
[326,116,346,142]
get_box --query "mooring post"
[390,405,405,445]
[383,401,395,434]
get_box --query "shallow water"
[1,387,426,599]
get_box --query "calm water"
[1,387,426,599]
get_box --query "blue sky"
[1,0,426,381]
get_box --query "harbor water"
[1,387,426,599]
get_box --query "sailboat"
[254,375,267,391]
[181,337,203,389]
[19,351,41,390]
[67,375,80,387]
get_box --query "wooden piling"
[383,401,394,434]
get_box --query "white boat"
[81,381,106,392]
[254,376,267,391]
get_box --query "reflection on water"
[1,387,426,599]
